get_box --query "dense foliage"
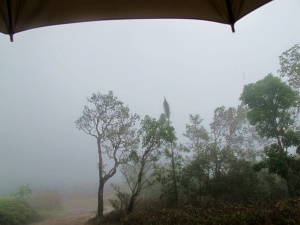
[0,198,39,225]
[79,44,300,225]
[122,199,300,225]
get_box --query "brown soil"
[29,191,114,225]
[30,209,95,225]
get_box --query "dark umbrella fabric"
[0,0,272,41]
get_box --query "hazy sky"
[1,0,300,194]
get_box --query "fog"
[0,0,299,195]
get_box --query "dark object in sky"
[0,0,273,42]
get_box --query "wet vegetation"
[0,184,38,225]
[1,44,299,225]
[0,198,39,225]
[0,185,66,225]
[122,199,300,225]
[80,44,300,225]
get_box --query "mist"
[0,0,299,198]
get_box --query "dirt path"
[30,209,95,225]
[29,191,114,225]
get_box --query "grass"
[0,197,40,225]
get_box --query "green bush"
[0,198,40,225]
[10,184,32,201]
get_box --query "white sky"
[0,0,300,194]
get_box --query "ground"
[29,191,114,225]
[30,208,94,225]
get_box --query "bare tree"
[75,91,139,221]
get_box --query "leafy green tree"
[240,74,299,151]
[75,91,139,220]
[184,114,209,153]
[181,114,209,204]
[11,184,32,201]
[160,97,180,205]
[182,106,261,203]
[278,44,300,129]
[278,43,300,92]
[158,143,185,205]
[208,105,258,180]
[221,159,260,202]
[181,152,210,204]
[123,115,176,213]
[253,144,300,197]
[240,74,300,196]
[210,105,261,160]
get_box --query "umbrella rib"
[6,0,13,42]
[225,0,235,33]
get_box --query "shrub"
[0,198,40,225]
[10,184,32,201]
[123,199,300,225]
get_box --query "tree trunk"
[198,178,202,205]
[127,155,146,214]
[96,137,104,222]
[97,181,104,220]
[171,145,178,205]
[286,171,295,198]
[287,180,295,197]
[127,191,139,213]
[281,154,295,198]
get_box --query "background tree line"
[75,44,300,224]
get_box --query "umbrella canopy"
[0,0,272,41]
